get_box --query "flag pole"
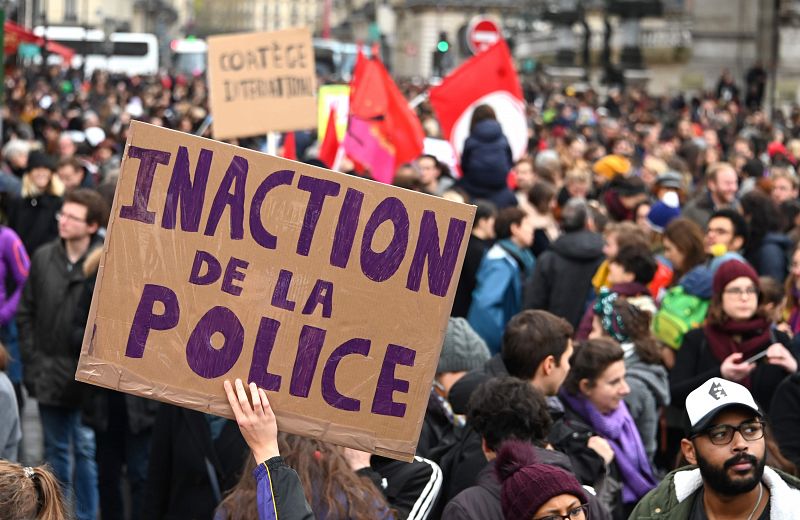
[408,91,429,110]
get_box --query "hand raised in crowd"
[720,352,756,382]
[766,342,799,374]
[224,378,280,464]
[587,435,615,465]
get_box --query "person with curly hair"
[442,377,606,520]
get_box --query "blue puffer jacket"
[459,119,515,208]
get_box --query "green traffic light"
[437,41,449,52]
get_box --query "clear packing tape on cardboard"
[75,121,475,461]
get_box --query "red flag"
[429,40,527,160]
[281,132,297,161]
[319,107,340,168]
[347,52,424,168]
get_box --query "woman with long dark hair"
[740,190,792,282]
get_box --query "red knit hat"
[712,259,759,296]
[496,440,587,520]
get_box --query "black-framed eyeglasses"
[692,420,765,445]
[533,504,589,520]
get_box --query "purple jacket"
[214,457,314,520]
[0,226,29,325]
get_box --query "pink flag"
[343,116,395,184]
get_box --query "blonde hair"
[564,167,591,185]
[0,461,68,520]
[642,156,668,175]
[21,173,65,198]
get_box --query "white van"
[33,26,159,76]
[170,37,207,76]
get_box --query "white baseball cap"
[686,377,762,433]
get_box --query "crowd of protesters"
[2,57,800,520]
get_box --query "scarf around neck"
[703,317,771,364]
[559,389,657,503]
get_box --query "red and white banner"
[429,40,527,161]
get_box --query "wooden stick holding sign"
[75,121,475,461]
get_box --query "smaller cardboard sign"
[207,28,317,140]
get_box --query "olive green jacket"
[629,465,800,520]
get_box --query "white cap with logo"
[686,377,763,433]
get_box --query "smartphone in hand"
[743,349,769,365]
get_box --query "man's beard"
[696,451,766,496]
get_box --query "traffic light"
[433,31,451,77]
[437,32,450,53]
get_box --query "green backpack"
[652,286,709,349]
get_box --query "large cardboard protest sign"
[207,27,317,140]
[76,121,474,461]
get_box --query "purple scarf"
[560,390,658,503]
[790,287,800,335]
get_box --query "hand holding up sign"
[225,379,280,464]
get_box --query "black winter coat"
[555,398,624,520]
[7,194,62,257]
[417,390,458,463]
[451,235,492,318]
[17,237,101,407]
[771,373,800,470]
[671,327,795,415]
[524,229,605,328]
[142,404,248,520]
[70,264,157,434]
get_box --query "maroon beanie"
[496,440,587,520]
[712,259,759,296]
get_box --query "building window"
[64,0,78,22]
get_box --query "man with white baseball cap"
[630,377,800,519]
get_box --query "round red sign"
[467,18,501,55]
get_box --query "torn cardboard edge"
[75,355,418,462]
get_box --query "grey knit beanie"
[437,318,491,373]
